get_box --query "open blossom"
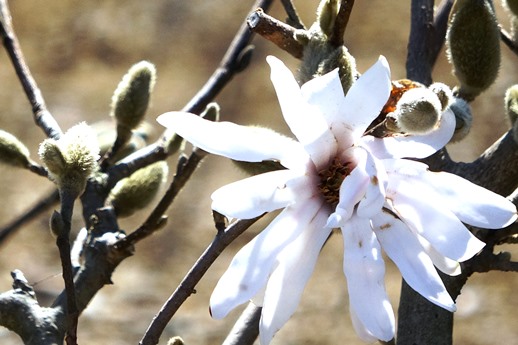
[157,56,517,344]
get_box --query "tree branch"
[221,302,261,345]
[139,216,263,345]
[0,0,62,139]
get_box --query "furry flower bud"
[108,161,168,218]
[446,0,500,100]
[449,97,473,142]
[317,0,339,37]
[390,88,442,134]
[49,210,65,238]
[505,84,518,125]
[111,61,156,131]
[0,129,32,169]
[39,123,100,196]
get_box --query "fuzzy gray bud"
[390,88,442,134]
[0,129,32,169]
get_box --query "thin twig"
[247,9,304,59]
[139,216,263,345]
[0,0,62,139]
[221,302,262,345]
[501,28,518,56]
[280,0,306,29]
[329,0,355,47]
[0,189,59,245]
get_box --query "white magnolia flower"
[157,56,517,344]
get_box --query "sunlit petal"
[342,214,395,341]
[387,177,485,262]
[210,198,323,319]
[356,149,388,218]
[372,212,456,311]
[267,56,337,169]
[343,56,391,140]
[157,111,309,171]
[259,206,331,345]
[211,170,316,219]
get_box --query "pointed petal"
[326,148,369,228]
[210,198,323,319]
[372,212,456,311]
[343,56,392,140]
[422,171,517,229]
[342,215,395,341]
[415,233,462,276]
[267,56,337,169]
[259,206,331,345]
[387,177,485,262]
[356,149,388,218]
[362,108,456,159]
[157,111,309,170]
[211,170,316,219]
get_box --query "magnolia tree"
[0,0,517,344]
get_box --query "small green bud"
[448,97,473,142]
[316,0,339,37]
[39,123,100,196]
[446,0,500,100]
[390,88,442,134]
[167,336,185,345]
[49,210,65,238]
[504,84,518,125]
[108,161,168,218]
[111,61,157,131]
[0,129,32,169]
[428,82,453,112]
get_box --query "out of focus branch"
[0,0,62,139]
[139,216,263,345]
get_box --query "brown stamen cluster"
[318,157,352,206]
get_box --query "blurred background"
[0,1,516,344]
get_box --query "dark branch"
[0,0,62,139]
[280,0,306,29]
[329,0,355,47]
[221,302,261,345]
[138,216,263,345]
[247,9,304,59]
[501,27,518,56]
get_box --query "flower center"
[318,157,352,206]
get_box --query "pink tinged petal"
[342,214,395,342]
[343,56,392,141]
[362,108,456,159]
[356,149,388,218]
[211,170,316,219]
[259,206,331,345]
[266,56,337,170]
[422,171,518,229]
[387,177,485,262]
[157,111,309,171]
[372,212,456,311]
[209,198,323,319]
[326,148,370,228]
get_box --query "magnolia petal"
[157,111,309,171]
[342,215,395,341]
[259,206,331,345]
[415,233,462,276]
[211,170,316,219]
[343,56,391,141]
[210,198,323,319]
[356,149,388,218]
[372,212,456,311]
[267,56,337,169]
[387,178,485,262]
[362,109,456,159]
[326,148,369,228]
[349,308,381,343]
[423,171,518,229]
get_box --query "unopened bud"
[108,161,168,218]
[167,336,185,345]
[0,129,32,169]
[446,0,500,100]
[390,88,442,134]
[111,61,156,131]
[448,97,473,142]
[505,84,518,125]
[316,0,339,37]
[39,123,100,196]
[49,210,65,238]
